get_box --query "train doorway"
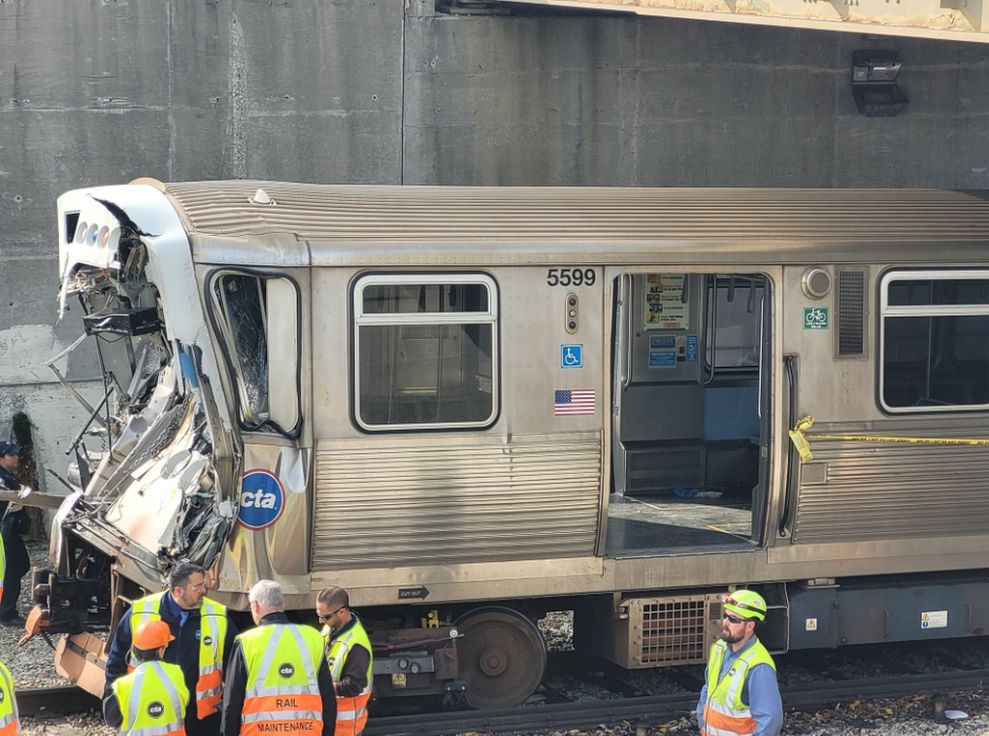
[607,272,772,555]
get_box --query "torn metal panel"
[488,0,989,43]
[47,186,240,599]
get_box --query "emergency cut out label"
[239,470,285,530]
[147,701,165,718]
[279,663,295,678]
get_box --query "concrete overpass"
[479,0,988,42]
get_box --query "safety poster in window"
[643,274,689,330]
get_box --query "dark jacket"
[0,466,29,576]
[105,592,237,734]
[329,614,371,699]
[221,612,337,736]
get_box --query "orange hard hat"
[133,620,175,651]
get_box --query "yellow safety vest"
[701,638,776,736]
[0,660,20,736]
[112,660,188,736]
[238,622,325,736]
[128,592,228,718]
[322,618,373,736]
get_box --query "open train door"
[605,268,777,555]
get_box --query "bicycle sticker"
[803,307,829,330]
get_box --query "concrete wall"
[1,0,987,485]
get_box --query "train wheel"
[455,607,547,709]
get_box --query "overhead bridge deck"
[483,0,989,43]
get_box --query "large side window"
[210,271,302,437]
[354,274,498,431]
[880,270,989,412]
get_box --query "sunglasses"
[318,608,344,623]
[723,612,746,624]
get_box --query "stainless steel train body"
[41,181,989,707]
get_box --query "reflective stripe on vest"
[128,593,228,719]
[113,661,187,736]
[323,618,373,736]
[0,662,21,736]
[701,639,776,736]
[239,623,325,736]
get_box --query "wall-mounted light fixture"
[851,49,909,117]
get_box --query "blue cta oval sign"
[239,469,285,530]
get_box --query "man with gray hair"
[105,561,237,736]
[221,580,336,736]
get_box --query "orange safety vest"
[238,622,325,736]
[128,592,229,719]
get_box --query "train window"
[704,276,765,370]
[880,270,989,412]
[209,271,302,437]
[353,274,498,431]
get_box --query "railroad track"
[17,667,989,734]
[364,668,989,736]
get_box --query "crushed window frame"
[206,268,304,439]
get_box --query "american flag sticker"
[554,388,596,416]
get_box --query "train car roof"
[140,179,989,266]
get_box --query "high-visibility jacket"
[0,660,21,736]
[111,660,189,736]
[701,638,776,736]
[128,592,229,718]
[322,618,373,736]
[238,622,325,736]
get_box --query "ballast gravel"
[9,562,989,735]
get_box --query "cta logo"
[147,701,165,718]
[278,662,295,678]
[239,469,285,530]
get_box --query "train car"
[30,181,989,708]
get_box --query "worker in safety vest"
[697,589,782,736]
[316,586,372,736]
[105,561,237,736]
[0,658,21,736]
[221,579,335,736]
[104,619,189,736]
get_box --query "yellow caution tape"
[788,415,989,463]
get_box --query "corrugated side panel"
[311,433,602,570]
[793,438,989,543]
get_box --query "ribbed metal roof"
[140,179,989,265]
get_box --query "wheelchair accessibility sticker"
[561,344,584,369]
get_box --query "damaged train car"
[30,180,989,709]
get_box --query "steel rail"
[15,667,989,730]
[363,668,989,736]
[17,685,100,718]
